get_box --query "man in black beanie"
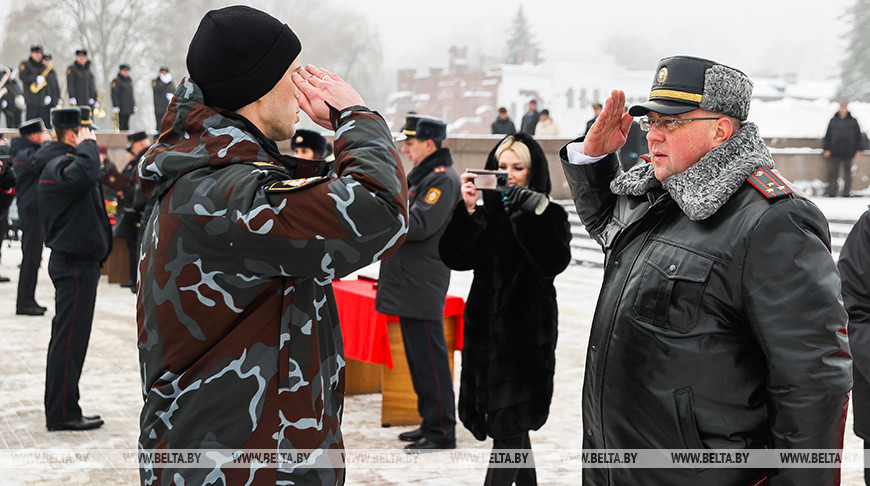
[136,6,409,486]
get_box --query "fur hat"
[19,118,45,136]
[629,55,753,121]
[51,107,83,128]
[291,129,328,156]
[186,5,302,111]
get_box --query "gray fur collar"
[610,122,773,221]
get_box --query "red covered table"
[332,277,465,426]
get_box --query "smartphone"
[468,169,509,192]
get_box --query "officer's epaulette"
[432,166,447,173]
[251,161,275,168]
[264,176,329,194]
[746,166,793,199]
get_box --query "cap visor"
[629,100,696,117]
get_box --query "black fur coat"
[438,133,572,440]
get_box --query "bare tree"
[2,0,388,130]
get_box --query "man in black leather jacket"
[561,56,851,486]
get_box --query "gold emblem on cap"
[657,67,668,85]
[295,135,303,144]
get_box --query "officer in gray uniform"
[376,115,460,451]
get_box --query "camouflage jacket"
[136,78,408,485]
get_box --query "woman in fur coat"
[439,133,572,485]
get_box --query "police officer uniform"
[111,64,135,130]
[152,66,175,131]
[66,49,97,110]
[115,131,149,288]
[376,115,460,450]
[11,118,48,314]
[19,45,49,126]
[35,107,111,431]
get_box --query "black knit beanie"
[186,5,302,111]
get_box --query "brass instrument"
[94,90,107,119]
[29,64,51,94]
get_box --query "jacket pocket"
[674,386,705,450]
[631,243,713,333]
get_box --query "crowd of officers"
[2,45,176,132]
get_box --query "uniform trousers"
[44,252,100,424]
[399,317,456,444]
[118,113,131,131]
[16,212,44,309]
[484,432,537,486]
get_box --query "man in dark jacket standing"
[111,64,135,130]
[11,118,51,315]
[137,6,408,485]
[490,106,516,135]
[66,49,97,111]
[561,56,851,485]
[519,99,539,135]
[823,99,863,197]
[36,107,111,432]
[151,66,174,131]
[376,114,459,451]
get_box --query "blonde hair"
[494,136,531,168]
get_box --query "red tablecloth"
[333,278,465,369]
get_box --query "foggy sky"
[0,0,854,80]
[351,0,853,80]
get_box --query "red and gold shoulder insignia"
[746,166,793,199]
[432,166,447,173]
[265,176,329,193]
[424,187,442,204]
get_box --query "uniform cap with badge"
[291,129,328,157]
[395,114,447,142]
[629,55,753,121]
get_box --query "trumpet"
[94,90,106,118]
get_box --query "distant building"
[385,50,839,137]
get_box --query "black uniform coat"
[19,57,45,106]
[2,76,23,125]
[10,136,42,217]
[376,147,460,321]
[66,61,97,108]
[111,73,135,115]
[152,76,175,120]
[439,133,571,440]
[839,208,870,440]
[45,67,61,109]
[561,123,851,486]
[34,139,111,262]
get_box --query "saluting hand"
[75,127,97,146]
[583,89,633,158]
[292,64,365,130]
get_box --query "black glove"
[503,184,547,214]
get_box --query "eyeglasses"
[639,116,720,132]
